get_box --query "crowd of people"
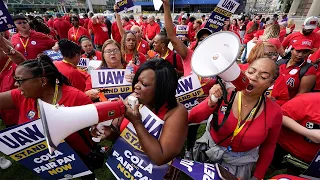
[0,0,320,179]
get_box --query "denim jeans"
[241,44,247,64]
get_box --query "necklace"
[37,84,59,118]
[162,49,169,59]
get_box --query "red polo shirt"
[308,49,320,91]
[111,22,122,43]
[125,52,147,66]
[53,18,71,39]
[10,85,93,156]
[84,18,90,29]
[137,39,150,55]
[123,24,132,31]
[54,61,89,92]
[145,22,160,40]
[279,28,286,42]
[279,60,316,99]
[81,50,103,61]
[68,26,91,44]
[282,31,320,49]
[254,29,264,39]
[164,50,184,72]
[11,30,56,60]
[280,93,320,162]
[92,22,109,46]
[47,19,54,28]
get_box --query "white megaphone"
[191,31,249,102]
[38,99,125,154]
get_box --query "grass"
[0,121,286,179]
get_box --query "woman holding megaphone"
[189,58,283,180]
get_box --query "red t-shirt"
[282,31,320,49]
[254,29,264,39]
[313,27,320,33]
[87,19,93,32]
[79,18,84,27]
[111,22,122,43]
[163,50,184,72]
[280,93,320,162]
[10,85,93,155]
[279,28,286,42]
[81,50,103,61]
[123,24,133,31]
[243,30,257,44]
[92,22,109,46]
[189,96,282,179]
[309,49,320,91]
[53,18,71,39]
[229,25,240,33]
[47,19,54,28]
[0,59,19,126]
[68,26,91,44]
[54,61,89,92]
[189,41,197,51]
[125,52,147,66]
[279,61,317,99]
[11,30,56,60]
[145,23,161,40]
[140,22,148,38]
[129,20,139,26]
[84,18,90,29]
[137,39,150,55]
[182,48,194,76]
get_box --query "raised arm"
[162,0,188,59]
[0,35,26,65]
[114,5,125,37]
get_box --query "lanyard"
[137,41,141,51]
[231,92,262,141]
[62,60,76,67]
[73,27,80,41]
[37,84,59,118]
[20,37,30,56]
[162,49,169,59]
[0,59,11,74]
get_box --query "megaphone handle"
[217,78,228,104]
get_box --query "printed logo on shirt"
[27,110,36,120]
[289,69,298,75]
[102,27,108,32]
[16,44,20,48]
[142,44,145,48]
[220,105,227,114]
[136,59,141,66]
[292,39,297,43]
[31,41,36,45]
[93,56,97,60]
[286,77,295,88]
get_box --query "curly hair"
[247,41,277,64]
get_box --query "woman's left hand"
[123,95,141,125]
[125,74,135,83]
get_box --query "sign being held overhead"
[0,1,15,32]
[115,0,134,13]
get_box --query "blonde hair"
[195,19,202,26]
[261,24,280,41]
[130,25,141,31]
[288,18,295,26]
[247,42,277,64]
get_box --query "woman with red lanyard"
[271,93,320,175]
[54,39,89,92]
[0,55,98,178]
[85,39,137,101]
[68,16,91,45]
[241,22,259,63]
[90,59,188,179]
[130,25,150,55]
[114,9,146,66]
[189,58,282,179]
[240,42,290,106]
[79,36,102,61]
[278,39,316,99]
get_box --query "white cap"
[303,16,318,30]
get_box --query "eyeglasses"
[14,21,28,25]
[264,52,279,58]
[14,76,39,85]
[104,49,120,55]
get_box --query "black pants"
[76,151,97,180]
[186,125,200,151]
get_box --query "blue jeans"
[241,44,247,64]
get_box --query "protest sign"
[176,25,189,36]
[43,50,63,61]
[90,69,132,99]
[0,1,15,32]
[172,158,237,180]
[0,120,91,179]
[300,150,320,179]
[115,0,134,13]
[205,0,240,33]
[106,106,169,180]
[77,58,90,71]
[176,73,204,110]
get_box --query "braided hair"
[121,31,140,65]
[19,54,70,86]
[261,24,280,41]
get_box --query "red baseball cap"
[292,39,313,50]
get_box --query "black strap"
[299,63,314,80]
[173,52,177,69]
[240,95,264,126]
[276,58,289,66]
[78,129,94,150]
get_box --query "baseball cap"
[182,14,188,20]
[129,15,134,20]
[142,15,147,19]
[292,39,313,50]
[303,16,318,30]
[12,15,27,21]
[196,28,212,40]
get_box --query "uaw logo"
[27,110,36,120]
[302,40,312,46]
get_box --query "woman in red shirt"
[229,19,240,34]
[240,42,290,106]
[54,39,89,92]
[241,22,259,63]
[189,58,283,179]
[272,93,320,175]
[0,55,97,178]
[68,16,91,45]
[79,36,102,60]
[278,39,316,99]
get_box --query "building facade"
[288,0,320,17]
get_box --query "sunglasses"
[14,21,28,25]
[264,52,279,58]
[14,76,39,85]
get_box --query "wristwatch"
[4,47,16,55]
